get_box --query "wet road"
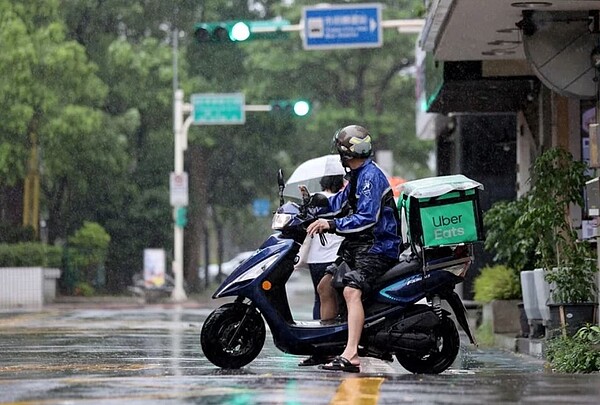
[1,275,599,404]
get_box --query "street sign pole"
[170,95,270,301]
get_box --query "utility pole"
[171,90,193,302]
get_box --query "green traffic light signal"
[230,22,251,41]
[270,100,311,117]
[293,100,311,117]
[194,21,251,43]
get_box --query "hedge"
[0,243,62,268]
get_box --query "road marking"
[330,377,384,404]
[0,363,156,373]
[0,312,55,327]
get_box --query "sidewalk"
[464,300,548,360]
[494,334,546,358]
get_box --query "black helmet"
[332,125,373,161]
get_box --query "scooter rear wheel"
[395,316,460,374]
[201,302,266,369]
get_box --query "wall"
[0,267,61,309]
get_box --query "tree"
[0,0,112,239]
[1,0,433,294]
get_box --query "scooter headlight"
[271,213,292,230]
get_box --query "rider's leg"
[317,274,338,320]
[338,286,362,365]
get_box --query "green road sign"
[191,93,245,125]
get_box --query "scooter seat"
[376,256,422,286]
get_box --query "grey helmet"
[332,125,373,161]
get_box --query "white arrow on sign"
[370,18,377,32]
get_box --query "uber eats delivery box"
[398,175,484,248]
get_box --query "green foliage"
[522,148,596,303]
[475,321,495,347]
[545,243,598,303]
[1,0,432,293]
[485,148,597,303]
[73,281,95,297]
[546,325,600,373]
[0,243,62,268]
[0,223,35,243]
[523,148,590,269]
[68,222,110,287]
[483,198,537,271]
[473,265,521,303]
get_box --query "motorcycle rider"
[304,125,402,372]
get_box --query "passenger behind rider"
[302,125,402,373]
[295,175,346,322]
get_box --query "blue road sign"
[302,3,382,50]
[253,198,271,217]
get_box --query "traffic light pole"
[244,105,272,112]
[247,19,424,35]
[172,89,193,302]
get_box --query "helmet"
[332,125,373,161]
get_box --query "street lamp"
[159,23,185,94]
[161,23,189,302]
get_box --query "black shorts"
[325,241,397,295]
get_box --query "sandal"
[298,355,334,367]
[319,355,360,373]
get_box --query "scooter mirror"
[277,169,285,206]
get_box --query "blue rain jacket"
[322,159,402,260]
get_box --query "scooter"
[200,170,477,374]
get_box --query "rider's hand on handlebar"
[306,218,331,237]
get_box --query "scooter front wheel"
[395,316,460,374]
[201,302,266,369]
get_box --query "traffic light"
[270,100,311,117]
[175,206,188,228]
[194,21,251,43]
[194,20,290,44]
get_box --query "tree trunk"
[0,183,23,227]
[213,209,224,282]
[184,144,208,291]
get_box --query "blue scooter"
[200,170,477,374]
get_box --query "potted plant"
[473,264,523,335]
[519,148,598,336]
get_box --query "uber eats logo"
[420,200,476,246]
[432,214,465,239]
